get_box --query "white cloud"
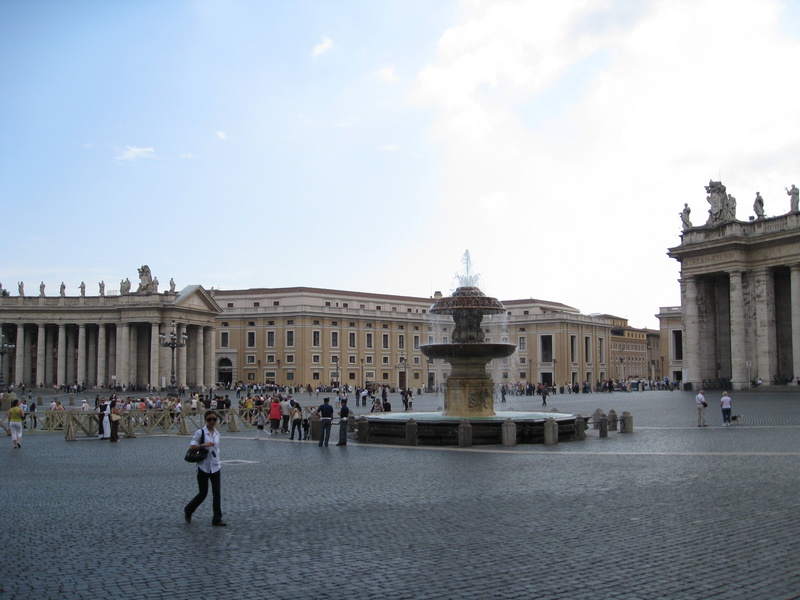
[376,66,398,82]
[180,152,199,159]
[312,37,334,58]
[215,131,228,140]
[410,0,800,327]
[115,146,155,161]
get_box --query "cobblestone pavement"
[2,390,799,600]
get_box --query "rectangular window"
[672,330,683,360]
[520,372,527,379]
[585,336,592,362]
[246,355,256,364]
[312,331,321,347]
[313,372,320,380]
[570,335,577,363]
[247,331,256,348]
[540,335,553,363]
[267,331,275,348]
[366,333,373,349]
[413,335,420,350]
[518,336,526,351]
[331,331,339,348]
[286,354,294,364]
[349,332,356,348]
[382,334,389,349]
[519,357,526,364]
[266,355,275,363]
[366,356,374,364]
[598,337,605,363]
[312,355,321,364]
[428,335,434,344]
[413,357,420,365]
[382,356,390,365]
[286,331,295,347]
[220,332,229,348]
[348,355,356,364]
[398,334,405,350]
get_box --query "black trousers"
[185,469,222,524]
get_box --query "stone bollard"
[599,413,608,438]
[310,414,321,441]
[458,420,472,447]
[543,417,559,445]
[593,408,604,429]
[64,413,76,441]
[227,409,239,432]
[69,394,75,406]
[179,414,190,435]
[501,419,517,446]
[405,419,418,446]
[608,409,618,432]
[357,417,369,443]
[620,411,634,433]
[125,413,137,438]
[574,416,587,441]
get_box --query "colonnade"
[682,265,800,389]
[1,321,215,390]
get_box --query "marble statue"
[787,184,799,213]
[39,282,46,297]
[754,192,765,219]
[136,265,159,293]
[18,282,24,297]
[705,180,727,225]
[725,195,737,221]
[681,204,692,230]
[79,281,86,297]
[99,281,105,296]
[152,276,159,293]
[59,282,66,297]
[120,278,131,295]
[169,278,176,293]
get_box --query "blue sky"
[3,0,800,328]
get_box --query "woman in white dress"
[98,398,111,439]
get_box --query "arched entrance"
[217,358,233,387]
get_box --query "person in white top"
[695,390,708,427]
[720,392,733,426]
[184,410,225,526]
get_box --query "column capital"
[790,264,800,273]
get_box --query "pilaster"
[728,270,748,389]
[150,322,160,390]
[754,267,775,384]
[77,324,87,387]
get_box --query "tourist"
[98,398,110,439]
[336,398,350,446]
[184,410,226,526]
[720,391,733,427]
[8,399,25,448]
[280,395,291,433]
[541,385,549,407]
[695,390,708,427]
[269,397,281,434]
[317,397,334,447]
[109,399,121,442]
[28,401,37,429]
[289,401,303,440]
[254,406,266,440]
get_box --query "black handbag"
[184,429,208,463]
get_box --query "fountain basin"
[420,343,516,361]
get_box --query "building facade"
[669,181,800,390]
[656,306,683,383]
[0,281,220,390]
[596,315,653,382]
[212,287,615,391]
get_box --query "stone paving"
[1,389,799,600]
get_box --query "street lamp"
[159,321,187,395]
[552,357,557,392]
[0,331,15,391]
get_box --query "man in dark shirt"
[317,397,335,447]
[336,398,350,446]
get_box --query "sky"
[3,0,800,329]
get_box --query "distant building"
[212,287,615,391]
[594,314,656,382]
[656,306,683,383]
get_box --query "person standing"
[541,385,549,407]
[336,398,350,446]
[720,391,733,427]
[317,397,334,447]
[98,397,111,439]
[289,401,303,441]
[109,399,121,442]
[268,397,281,434]
[8,399,25,448]
[184,410,226,526]
[696,390,708,427]
[279,396,291,433]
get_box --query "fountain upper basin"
[420,343,516,361]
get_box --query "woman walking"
[8,399,25,448]
[184,410,226,526]
[720,391,733,427]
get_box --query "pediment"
[172,285,222,314]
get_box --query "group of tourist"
[694,389,735,427]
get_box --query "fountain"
[362,252,584,445]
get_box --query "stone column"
[728,270,748,389]
[117,322,130,389]
[754,268,775,384]
[129,325,138,387]
[791,265,800,383]
[77,324,87,388]
[57,324,67,387]
[177,323,187,388]
[204,326,215,390]
[14,324,25,387]
[36,324,46,387]
[97,324,107,388]
[150,322,160,390]
[195,326,204,391]
[682,275,701,389]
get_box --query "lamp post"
[159,321,187,396]
[552,357,557,393]
[0,331,15,391]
